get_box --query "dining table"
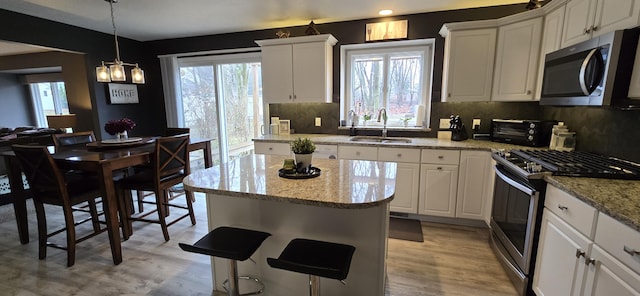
[1,136,214,265]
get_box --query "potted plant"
[402,116,413,127]
[290,137,316,169]
[104,118,136,139]
[363,114,372,126]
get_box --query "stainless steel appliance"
[490,149,640,296]
[539,27,640,108]
[490,119,557,147]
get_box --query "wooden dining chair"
[117,134,196,241]
[52,131,96,149]
[136,127,191,213]
[11,144,106,267]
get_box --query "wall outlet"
[473,119,481,129]
[315,117,321,127]
[439,118,450,129]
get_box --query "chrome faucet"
[348,110,356,126]
[377,108,388,137]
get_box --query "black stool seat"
[179,226,271,261]
[267,238,355,280]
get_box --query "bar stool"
[267,238,356,296]
[179,227,271,296]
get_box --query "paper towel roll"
[414,105,425,127]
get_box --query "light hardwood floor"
[0,193,517,296]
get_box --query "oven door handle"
[494,165,536,196]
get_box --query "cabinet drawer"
[544,184,597,238]
[313,144,338,159]
[338,146,378,160]
[595,213,640,275]
[421,149,460,165]
[378,147,421,163]
[254,142,292,156]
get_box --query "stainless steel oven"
[489,160,546,296]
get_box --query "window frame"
[340,39,435,128]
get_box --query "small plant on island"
[290,137,316,154]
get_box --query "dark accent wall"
[0,73,32,127]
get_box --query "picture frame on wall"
[107,83,139,104]
[279,120,291,134]
[366,20,408,42]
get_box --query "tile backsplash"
[269,103,340,134]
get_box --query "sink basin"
[348,136,412,143]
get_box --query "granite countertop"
[545,176,640,232]
[183,154,397,209]
[254,133,531,151]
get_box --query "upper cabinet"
[440,25,497,102]
[535,5,566,100]
[492,17,543,101]
[256,34,337,104]
[561,0,640,47]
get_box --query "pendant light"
[96,0,145,84]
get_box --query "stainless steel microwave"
[539,27,640,108]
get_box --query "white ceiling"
[1,0,527,42]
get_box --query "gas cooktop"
[494,149,640,180]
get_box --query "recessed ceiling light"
[379,9,393,16]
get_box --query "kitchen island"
[183,154,397,296]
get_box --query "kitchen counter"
[545,176,640,232]
[254,133,531,151]
[183,154,396,295]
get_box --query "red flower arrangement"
[104,118,136,135]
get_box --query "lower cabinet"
[534,184,640,296]
[418,164,458,217]
[253,142,291,156]
[390,163,420,213]
[456,150,493,221]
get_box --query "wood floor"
[0,193,517,296]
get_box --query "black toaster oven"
[490,119,557,147]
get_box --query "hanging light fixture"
[96,0,145,84]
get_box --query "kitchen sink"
[348,136,412,143]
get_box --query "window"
[29,81,69,127]
[178,52,263,165]
[341,39,434,128]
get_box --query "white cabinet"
[455,151,493,221]
[253,142,291,156]
[313,144,338,159]
[534,184,640,296]
[256,34,337,103]
[561,0,640,47]
[418,149,460,217]
[492,17,543,101]
[440,27,497,102]
[379,147,421,214]
[337,145,378,160]
[533,209,592,296]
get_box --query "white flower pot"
[117,130,128,140]
[294,153,313,169]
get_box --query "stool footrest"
[223,275,264,296]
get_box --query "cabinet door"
[455,151,492,220]
[583,245,640,296]
[389,163,420,214]
[533,210,592,296]
[337,145,378,160]
[291,42,331,102]
[536,5,566,100]
[492,17,543,101]
[562,0,597,47]
[592,0,640,38]
[442,28,497,102]
[418,164,458,217]
[261,44,294,103]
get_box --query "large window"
[341,39,434,128]
[29,81,69,127]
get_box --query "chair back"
[53,131,96,148]
[165,127,190,136]
[154,134,190,183]
[11,145,67,201]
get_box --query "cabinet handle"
[268,147,273,150]
[586,258,596,266]
[623,246,640,256]
[397,154,402,158]
[438,155,444,159]
[289,95,292,100]
[584,27,591,34]
[558,204,568,211]
[526,90,532,95]
[356,151,361,156]
[575,249,585,258]
[437,167,443,170]
[592,25,598,32]
[448,93,451,98]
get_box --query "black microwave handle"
[579,48,605,95]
